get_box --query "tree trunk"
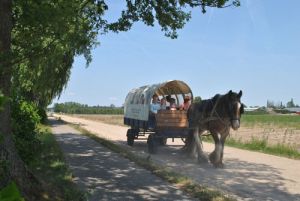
[0,0,40,200]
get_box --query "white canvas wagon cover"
[124,80,193,121]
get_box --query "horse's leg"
[193,127,208,163]
[209,132,224,168]
[219,129,230,166]
[182,129,197,158]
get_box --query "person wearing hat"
[180,95,191,110]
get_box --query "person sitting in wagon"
[165,95,177,110]
[180,95,191,110]
[149,94,160,128]
[160,97,167,110]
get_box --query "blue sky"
[52,0,300,107]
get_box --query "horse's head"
[226,90,244,130]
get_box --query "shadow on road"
[50,119,193,201]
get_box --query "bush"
[12,100,41,162]
[0,182,25,201]
[37,106,47,124]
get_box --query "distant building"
[285,107,300,114]
[244,107,260,112]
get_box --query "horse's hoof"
[197,155,208,163]
[213,162,224,168]
[209,152,217,164]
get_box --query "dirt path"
[50,118,195,201]
[54,114,300,201]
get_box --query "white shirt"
[150,103,161,114]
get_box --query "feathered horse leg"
[193,127,208,163]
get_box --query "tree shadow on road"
[51,121,193,201]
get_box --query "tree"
[286,98,295,108]
[193,96,202,103]
[0,0,240,199]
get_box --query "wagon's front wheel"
[127,129,135,146]
[147,134,157,154]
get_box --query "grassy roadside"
[29,124,86,201]
[202,136,300,159]
[69,123,235,201]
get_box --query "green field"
[241,114,300,129]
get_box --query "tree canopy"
[11,0,240,108]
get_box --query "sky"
[52,0,300,107]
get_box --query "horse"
[184,90,244,168]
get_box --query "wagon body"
[123,80,193,153]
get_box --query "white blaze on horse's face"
[231,102,241,130]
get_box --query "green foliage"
[286,98,296,108]
[10,0,240,109]
[0,91,9,112]
[193,96,202,103]
[54,102,123,114]
[37,106,47,124]
[12,100,41,162]
[29,125,86,201]
[0,182,25,201]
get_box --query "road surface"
[53,114,300,201]
[50,118,196,201]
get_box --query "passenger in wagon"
[166,95,177,110]
[149,94,160,128]
[180,95,191,110]
[160,97,167,110]
[150,94,161,114]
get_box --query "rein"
[197,95,230,127]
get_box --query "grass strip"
[29,124,86,201]
[70,123,235,201]
[202,136,300,159]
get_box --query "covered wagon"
[124,80,193,153]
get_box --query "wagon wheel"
[147,134,157,154]
[158,137,167,146]
[126,129,135,146]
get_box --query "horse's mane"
[187,93,228,123]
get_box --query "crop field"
[72,114,300,150]
[232,114,300,150]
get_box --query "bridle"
[197,95,243,129]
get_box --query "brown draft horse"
[184,90,244,168]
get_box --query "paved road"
[53,114,300,201]
[50,118,195,201]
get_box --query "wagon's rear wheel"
[147,134,157,154]
[126,129,135,146]
[158,137,167,146]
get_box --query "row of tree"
[0,0,240,200]
[53,102,123,114]
[267,98,299,109]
